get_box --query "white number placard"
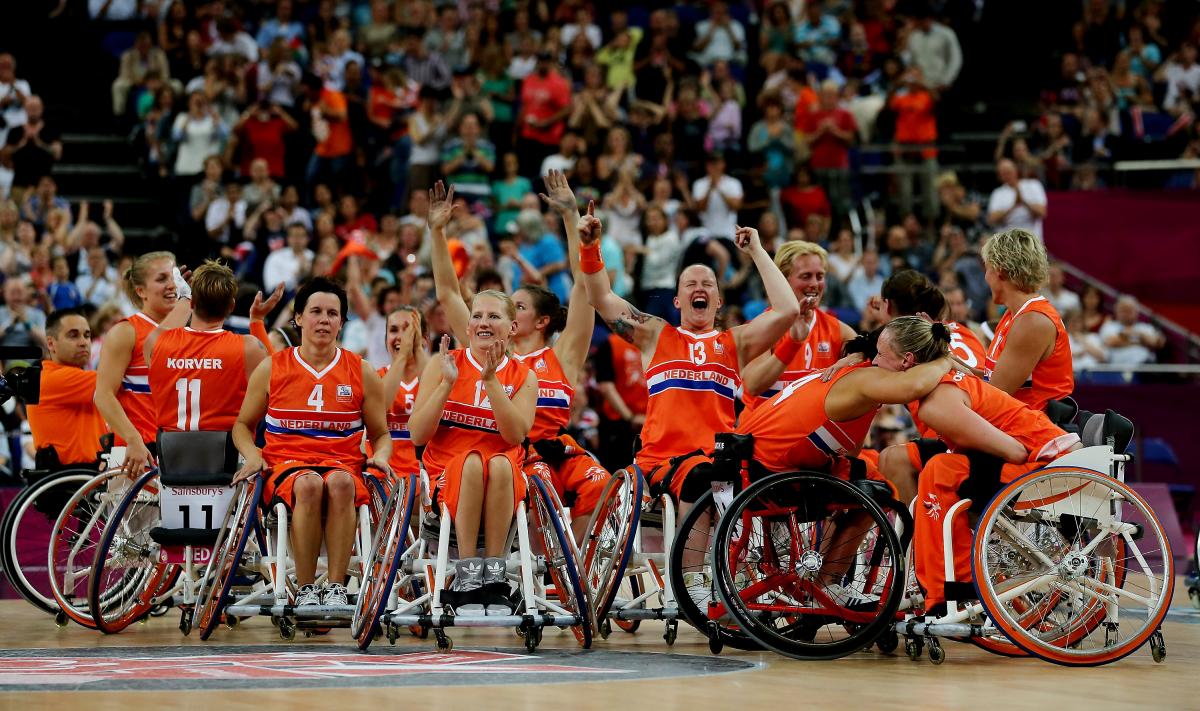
[159,485,236,530]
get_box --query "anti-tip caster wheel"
[1150,630,1166,664]
[54,611,68,628]
[1189,587,1200,610]
[599,618,612,640]
[279,618,296,641]
[663,620,678,646]
[904,636,924,661]
[435,629,453,653]
[876,630,899,654]
[178,610,193,636]
[387,622,400,645]
[525,625,543,653]
[224,613,240,630]
[927,637,945,665]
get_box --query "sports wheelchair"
[351,465,592,653]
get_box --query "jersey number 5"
[175,379,201,431]
[949,332,978,368]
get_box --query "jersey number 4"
[175,379,201,430]
[308,384,325,411]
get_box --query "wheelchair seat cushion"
[157,431,237,486]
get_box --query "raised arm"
[408,337,455,446]
[427,182,470,344]
[540,170,591,384]
[730,226,800,368]
[740,298,815,397]
[576,201,665,353]
[915,384,1028,463]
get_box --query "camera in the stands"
[0,347,44,405]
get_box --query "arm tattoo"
[606,308,661,344]
[607,317,636,343]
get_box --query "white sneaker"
[322,582,349,606]
[683,571,712,610]
[824,583,879,609]
[295,583,321,607]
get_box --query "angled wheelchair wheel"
[88,470,180,633]
[713,472,904,660]
[528,471,593,648]
[0,469,95,615]
[973,466,1173,666]
[48,469,132,628]
[580,468,640,624]
[669,490,760,651]
[353,473,418,650]
[194,476,263,641]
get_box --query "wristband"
[172,266,192,301]
[773,333,803,364]
[580,241,605,274]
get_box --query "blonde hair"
[472,289,516,321]
[981,228,1048,293]
[123,250,176,308]
[189,260,238,320]
[883,316,951,363]
[774,240,829,276]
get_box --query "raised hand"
[439,334,458,382]
[789,308,813,341]
[538,169,578,214]
[733,224,762,253]
[479,341,504,381]
[576,200,602,246]
[427,181,459,231]
[250,282,286,321]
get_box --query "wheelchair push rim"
[528,471,593,649]
[352,473,418,649]
[48,469,130,628]
[195,475,264,641]
[580,467,640,624]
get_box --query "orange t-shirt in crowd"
[376,365,420,477]
[744,308,847,408]
[889,89,937,158]
[637,327,741,474]
[116,312,159,446]
[27,361,109,466]
[148,327,248,432]
[420,349,532,478]
[262,347,367,474]
[737,365,878,473]
[315,87,353,158]
[512,346,574,442]
[984,295,1073,411]
[915,371,1079,462]
[596,334,647,421]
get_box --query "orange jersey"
[637,327,740,473]
[745,308,847,407]
[148,327,248,432]
[263,348,367,473]
[378,365,420,476]
[115,312,159,446]
[737,364,878,473]
[907,321,988,438]
[421,349,532,478]
[984,295,1073,410]
[915,371,1079,461]
[598,334,647,421]
[512,346,574,442]
[27,361,109,466]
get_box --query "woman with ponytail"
[427,171,607,538]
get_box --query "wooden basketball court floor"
[2,584,1199,711]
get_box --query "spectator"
[492,152,532,236]
[89,0,143,21]
[846,249,885,316]
[602,169,646,263]
[779,165,830,232]
[1100,296,1165,365]
[320,29,365,92]
[303,73,353,195]
[596,126,642,183]
[424,5,468,72]
[517,51,572,177]
[888,66,939,221]
[113,31,171,118]
[441,113,495,206]
[0,53,32,147]
[241,158,281,212]
[76,246,120,307]
[802,79,857,219]
[256,40,303,108]
[1124,25,1161,82]
[760,1,795,64]
[826,228,860,284]
[692,1,747,67]
[402,28,451,92]
[1065,310,1107,370]
[205,181,246,250]
[263,223,314,294]
[562,6,603,50]
[171,91,228,179]
[539,130,585,179]
[901,4,963,94]
[793,2,840,68]
[935,170,983,239]
[335,194,378,239]
[0,277,46,352]
[986,158,1048,239]
[1043,262,1081,317]
[405,87,448,203]
[747,93,794,190]
[1080,285,1108,333]
[208,18,259,64]
[1156,42,1200,116]
[234,101,296,180]
[692,152,743,238]
[46,256,82,311]
[596,11,643,90]
[20,176,69,233]
[359,0,397,59]
[257,0,305,49]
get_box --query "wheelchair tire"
[973,466,1173,666]
[528,471,592,649]
[88,470,181,634]
[579,468,641,624]
[1,469,96,614]
[668,489,760,651]
[47,469,141,629]
[352,473,418,650]
[712,472,904,661]
[194,476,263,641]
